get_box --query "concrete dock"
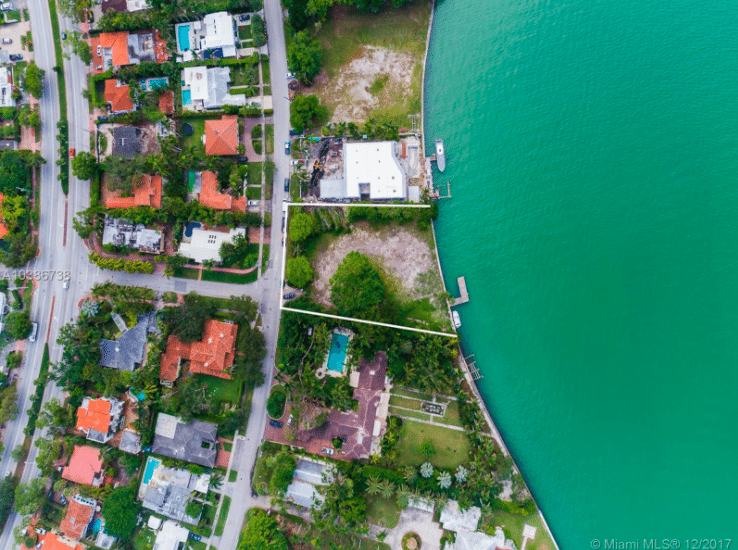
[451,276,469,305]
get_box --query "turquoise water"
[425,0,738,546]
[148,77,168,89]
[181,89,192,107]
[142,456,161,484]
[130,388,145,401]
[327,333,348,372]
[91,519,102,534]
[177,24,191,51]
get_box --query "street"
[0,0,293,547]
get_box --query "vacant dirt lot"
[311,221,443,309]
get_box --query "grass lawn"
[201,269,258,284]
[264,124,273,154]
[396,420,471,470]
[388,395,422,410]
[481,510,556,550]
[366,495,400,529]
[215,495,231,536]
[187,541,207,550]
[252,443,282,495]
[261,60,270,85]
[238,24,251,40]
[261,244,270,271]
[134,528,156,550]
[392,387,436,401]
[246,186,262,199]
[193,374,243,405]
[13,61,27,86]
[388,407,429,421]
[173,266,200,280]
[229,469,238,482]
[289,173,301,200]
[247,162,262,185]
[232,64,249,87]
[180,117,207,150]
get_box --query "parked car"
[68,148,76,158]
[269,419,283,428]
[63,277,70,289]
[239,14,250,22]
[247,200,259,206]
[1,38,11,45]
[9,54,22,61]
[189,533,201,542]
[28,322,39,343]
[284,177,289,192]
[97,116,108,123]
[286,72,295,79]
[61,31,66,40]
[321,447,335,456]
[0,2,12,11]
[284,140,290,154]
[283,293,295,300]
[289,128,302,136]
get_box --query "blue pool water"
[148,77,167,90]
[177,24,191,51]
[142,457,161,485]
[181,89,191,107]
[184,221,201,238]
[91,519,102,534]
[327,333,348,372]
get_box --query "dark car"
[61,31,67,40]
[283,293,295,300]
[9,54,22,61]
[237,156,249,163]
[289,128,301,136]
[189,533,201,541]
[269,419,283,428]
[284,140,291,154]
[284,178,289,192]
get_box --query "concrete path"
[373,507,444,550]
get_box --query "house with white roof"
[0,67,15,108]
[176,12,238,62]
[181,66,246,110]
[178,225,246,263]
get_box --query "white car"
[63,277,70,289]
[286,72,295,79]
[0,2,12,11]
[247,200,260,206]
[1,38,11,45]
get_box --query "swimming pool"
[91,518,102,534]
[148,77,168,89]
[143,456,161,485]
[129,388,146,401]
[187,170,196,193]
[327,333,349,372]
[181,89,192,107]
[177,24,191,51]
[184,221,201,238]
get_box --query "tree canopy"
[101,487,139,539]
[330,251,385,318]
[286,256,314,288]
[13,478,45,516]
[0,475,17,530]
[71,151,97,180]
[23,62,45,100]
[288,212,316,242]
[240,510,288,550]
[163,292,216,343]
[289,94,326,134]
[4,312,32,340]
[0,150,32,194]
[103,154,149,194]
[287,32,322,85]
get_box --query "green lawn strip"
[396,420,470,470]
[289,173,301,200]
[238,24,252,40]
[193,374,243,405]
[391,387,435,401]
[246,186,262,199]
[365,495,400,529]
[261,60,270,85]
[442,400,462,423]
[173,266,200,280]
[388,395,422,410]
[247,162,262,184]
[388,406,429,421]
[264,124,273,154]
[214,495,231,536]
[482,509,556,550]
[48,0,69,193]
[261,244,269,271]
[187,541,207,550]
[228,469,237,482]
[12,61,26,87]
[201,269,258,284]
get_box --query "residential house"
[99,314,151,370]
[285,459,331,509]
[101,217,163,254]
[105,173,163,209]
[181,66,245,110]
[159,319,238,384]
[197,170,246,212]
[104,79,135,114]
[177,225,246,263]
[76,396,124,444]
[0,66,15,108]
[101,0,149,11]
[119,429,142,455]
[35,533,86,550]
[59,495,96,540]
[154,520,191,550]
[151,413,218,467]
[61,445,104,486]
[205,115,239,155]
[111,126,141,158]
[91,30,168,75]
[440,500,517,550]
[138,456,211,524]
[175,12,238,62]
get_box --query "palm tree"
[403,465,418,483]
[437,471,452,489]
[379,479,394,499]
[209,472,223,491]
[365,475,382,496]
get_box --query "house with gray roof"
[112,126,141,158]
[138,456,211,524]
[151,413,218,467]
[99,314,151,371]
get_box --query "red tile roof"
[105,174,163,209]
[61,446,103,486]
[104,79,134,113]
[37,533,85,550]
[59,497,95,540]
[91,32,129,74]
[158,90,174,115]
[199,171,232,210]
[205,115,239,156]
[0,192,8,240]
[76,399,112,434]
[160,320,238,381]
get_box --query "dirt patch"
[313,46,417,123]
[311,221,441,308]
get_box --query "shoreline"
[420,2,560,548]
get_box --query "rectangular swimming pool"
[181,89,192,107]
[327,333,349,372]
[143,456,161,484]
[177,24,191,51]
[148,77,168,89]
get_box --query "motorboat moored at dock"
[435,138,446,172]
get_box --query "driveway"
[376,507,444,550]
[0,19,33,59]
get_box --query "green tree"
[330,251,385,318]
[0,386,18,424]
[0,475,17,530]
[268,452,297,496]
[240,510,288,550]
[251,14,267,47]
[64,31,92,64]
[287,31,322,84]
[185,500,203,518]
[285,256,314,288]
[4,312,32,340]
[13,478,45,516]
[103,154,149,194]
[101,487,139,539]
[419,439,436,459]
[0,150,32,194]
[289,94,325,133]
[234,326,266,386]
[0,196,28,231]
[288,212,316,242]
[164,292,216,343]
[22,62,45,100]
[71,151,97,180]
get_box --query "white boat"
[452,310,461,329]
[435,138,446,172]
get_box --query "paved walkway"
[370,507,444,550]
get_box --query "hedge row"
[89,252,155,274]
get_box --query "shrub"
[266,389,286,419]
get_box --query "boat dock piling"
[451,276,469,305]
[465,354,483,380]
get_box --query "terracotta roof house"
[151,413,218,467]
[105,174,163,209]
[158,90,175,115]
[0,192,8,240]
[91,30,168,75]
[62,446,104,486]
[159,319,238,384]
[59,495,96,540]
[104,79,135,114]
[205,115,239,156]
[198,171,246,212]
[76,397,124,444]
[36,533,86,550]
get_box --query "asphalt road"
[0,0,293,547]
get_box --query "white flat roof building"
[344,141,407,200]
[201,12,237,58]
[178,226,246,263]
[0,67,15,108]
[154,520,190,550]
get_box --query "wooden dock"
[451,276,469,305]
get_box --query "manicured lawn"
[440,400,463,427]
[134,528,156,550]
[261,245,270,271]
[238,24,251,40]
[229,469,238,482]
[193,374,243,406]
[180,118,207,150]
[388,395,422,410]
[392,387,436,401]
[290,173,301,200]
[201,269,258,284]
[261,60,271,85]
[187,541,207,550]
[366,495,400,529]
[215,495,231,536]
[388,407,429,421]
[481,509,556,550]
[173,266,200,280]
[247,162,262,185]
[264,124,273,154]
[246,186,262,199]
[396,420,470,469]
